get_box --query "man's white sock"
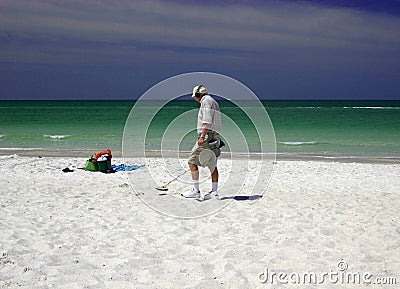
[212,182,218,192]
[193,180,200,192]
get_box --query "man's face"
[194,95,201,103]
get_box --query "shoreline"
[1,148,400,164]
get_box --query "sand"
[0,154,399,288]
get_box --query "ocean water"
[0,100,399,159]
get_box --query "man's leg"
[181,162,201,198]
[208,166,218,193]
[189,163,200,192]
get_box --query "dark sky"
[1,0,400,100]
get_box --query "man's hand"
[198,136,205,146]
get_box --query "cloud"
[1,0,400,51]
[0,0,399,81]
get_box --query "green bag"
[85,159,98,171]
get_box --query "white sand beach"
[1,155,399,288]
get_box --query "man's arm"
[198,123,211,146]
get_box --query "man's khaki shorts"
[188,131,220,167]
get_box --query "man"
[181,85,222,200]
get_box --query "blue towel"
[111,164,145,172]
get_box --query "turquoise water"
[0,100,399,158]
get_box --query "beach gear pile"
[85,149,114,173]
[85,149,145,173]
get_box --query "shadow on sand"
[219,195,263,201]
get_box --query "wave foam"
[0,147,42,150]
[343,106,399,109]
[43,135,70,139]
[279,141,318,146]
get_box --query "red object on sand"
[94,149,112,162]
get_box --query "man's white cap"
[192,85,208,98]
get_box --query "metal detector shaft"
[156,170,188,191]
[165,170,187,186]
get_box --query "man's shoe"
[181,187,200,198]
[202,191,219,200]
